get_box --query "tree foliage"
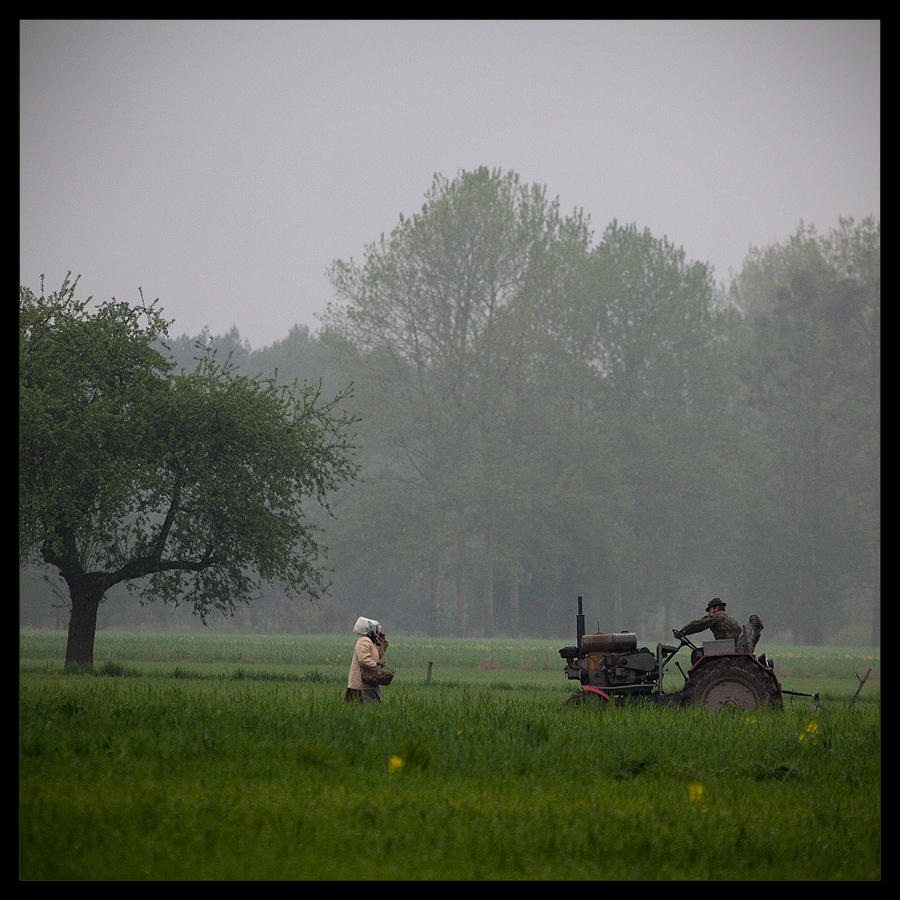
[21,183,879,648]
[20,275,359,665]
[316,173,878,644]
[320,170,745,637]
[730,218,880,644]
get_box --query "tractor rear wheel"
[681,657,782,710]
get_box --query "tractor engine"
[558,596,670,698]
[560,632,660,691]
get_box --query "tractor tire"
[680,657,783,710]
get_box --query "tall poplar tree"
[322,168,592,635]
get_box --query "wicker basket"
[361,666,395,686]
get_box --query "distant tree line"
[20,168,879,646]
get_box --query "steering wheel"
[672,630,700,652]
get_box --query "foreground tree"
[20,275,359,666]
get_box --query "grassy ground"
[20,631,880,880]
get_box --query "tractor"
[559,596,793,710]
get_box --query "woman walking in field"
[344,616,390,704]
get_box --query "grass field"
[20,630,880,881]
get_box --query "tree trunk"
[870,540,880,649]
[509,581,520,638]
[483,524,495,638]
[455,567,468,637]
[483,575,494,638]
[634,553,648,637]
[64,579,105,668]
[428,552,442,636]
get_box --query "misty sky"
[20,20,880,351]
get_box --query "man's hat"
[706,598,725,611]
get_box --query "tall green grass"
[18,629,567,671]
[18,629,880,699]
[20,632,880,880]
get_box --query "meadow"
[20,630,880,881]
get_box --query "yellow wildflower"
[688,783,708,812]
[388,755,405,774]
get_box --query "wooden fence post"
[849,668,873,709]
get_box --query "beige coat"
[347,636,383,690]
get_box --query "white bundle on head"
[353,616,380,636]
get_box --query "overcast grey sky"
[20,20,880,351]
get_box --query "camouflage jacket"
[679,610,742,641]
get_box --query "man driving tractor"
[674,598,742,642]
